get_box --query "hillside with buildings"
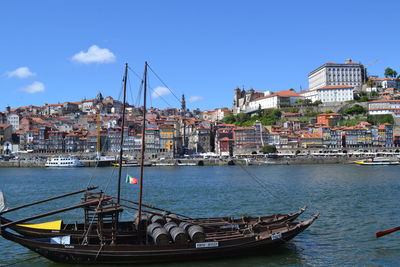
[2,58,400,159]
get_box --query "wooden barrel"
[188,225,205,243]
[151,227,170,245]
[179,222,192,231]
[164,222,178,232]
[151,215,166,225]
[166,213,179,223]
[170,227,188,245]
[134,214,149,231]
[147,222,162,235]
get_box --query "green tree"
[304,99,312,105]
[257,104,263,117]
[367,114,394,125]
[370,91,379,97]
[237,113,250,125]
[262,145,277,154]
[314,100,322,105]
[359,95,369,102]
[384,67,398,78]
[343,104,366,115]
[222,114,236,124]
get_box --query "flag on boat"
[126,174,138,184]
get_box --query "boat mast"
[137,61,147,229]
[117,63,128,204]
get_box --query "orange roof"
[371,77,399,81]
[45,103,63,107]
[273,90,301,97]
[0,124,11,129]
[252,90,300,101]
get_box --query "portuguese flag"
[126,174,138,184]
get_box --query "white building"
[301,85,354,103]
[308,58,366,91]
[245,90,302,113]
[201,107,232,121]
[366,77,400,92]
[6,113,20,131]
[368,100,400,117]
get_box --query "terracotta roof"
[370,99,400,103]
[371,78,400,81]
[252,90,301,101]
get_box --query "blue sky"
[1,0,399,112]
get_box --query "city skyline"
[1,0,399,111]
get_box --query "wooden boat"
[0,63,318,264]
[0,204,307,239]
[1,214,318,264]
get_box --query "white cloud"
[6,67,36,78]
[71,45,116,64]
[20,81,45,93]
[151,86,171,98]
[189,96,203,103]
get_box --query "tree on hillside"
[367,114,394,125]
[262,145,277,154]
[384,67,398,78]
[237,113,250,124]
[343,104,366,115]
[257,104,263,117]
[222,114,236,124]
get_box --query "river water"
[0,165,399,266]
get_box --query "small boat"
[353,157,400,165]
[0,203,307,240]
[45,156,84,167]
[112,161,140,167]
[1,214,318,264]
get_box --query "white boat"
[353,157,400,165]
[45,156,85,167]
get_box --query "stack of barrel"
[141,213,206,245]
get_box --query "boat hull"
[1,216,317,264]
[0,207,306,239]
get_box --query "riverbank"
[0,156,355,168]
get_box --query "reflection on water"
[1,164,400,266]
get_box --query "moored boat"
[353,157,400,165]
[45,156,84,167]
[0,214,318,264]
[0,203,307,239]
